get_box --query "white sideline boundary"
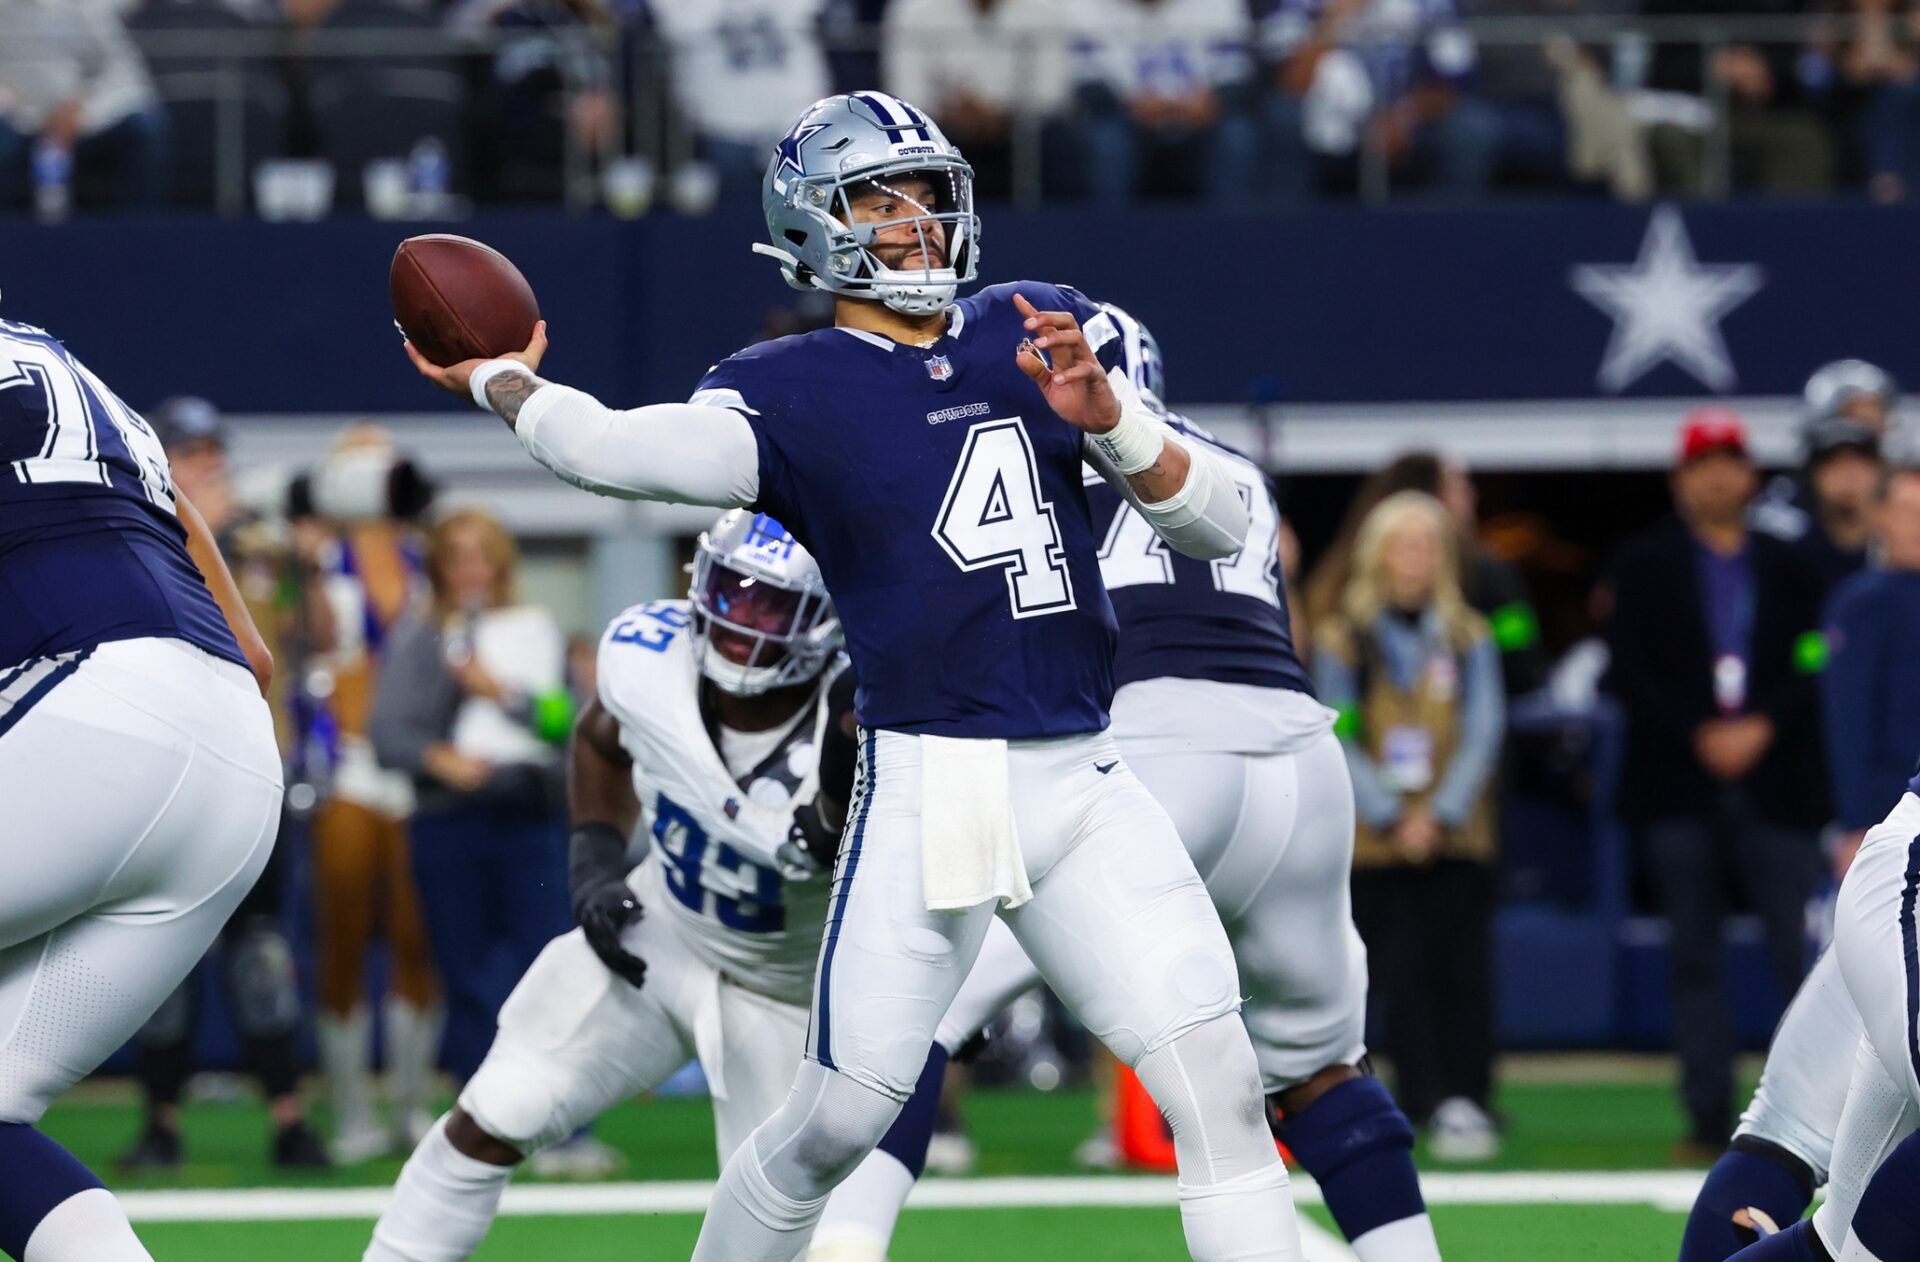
[115,1171,1709,1224]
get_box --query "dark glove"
[569,821,647,987]
[788,800,842,871]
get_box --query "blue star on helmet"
[775,123,827,180]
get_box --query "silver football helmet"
[689,510,841,697]
[1098,303,1167,409]
[1804,359,1898,426]
[756,92,980,317]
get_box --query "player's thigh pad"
[0,638,281,1121]
[1736,947,1862,1182]
[811,731,997,1099]
[1834,794,1920,1108]
[459,915,701,1153]
[1004,733,1241,1067]
[709,982,813,1163]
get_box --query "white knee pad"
[457,1049,569,1154]
[1133,1012,1277,1188]
[756,1061,908,1199]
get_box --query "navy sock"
[1851,1131,1920,1261]
[1679,1140,1816,1262]
[874,1042,949,1179]
[1275,1077,1425,1243]
[0,1123,107,1259]
[1728,1219,1828,1262]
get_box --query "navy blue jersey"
[0,319,243,670]
[694,282,1119,739]
[1084,417,1312,695]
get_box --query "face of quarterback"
[1382,514,1442,610]
[441,519,504,609]
[847,173,948,274]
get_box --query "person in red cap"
[1602,405,1827,1160]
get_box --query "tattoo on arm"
[485,371,547,430]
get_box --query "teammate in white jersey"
[408,92,1293,1262]
[366,509,941,1262]
[0,316,283,1261]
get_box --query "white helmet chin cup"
[874,268,959,315]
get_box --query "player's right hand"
[405,320,549,398]
[574,876,648,988]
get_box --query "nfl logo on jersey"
[925,354,953,381]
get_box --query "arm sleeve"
[1081,381,1250,560]
[1822,586,1887,831]
[1311,641,1403,829]
[368,616,453,777]
[1431,635,1507,827]
[513,383,761,508]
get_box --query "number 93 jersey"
[596,599,837,1006]
[692,281,1119,740]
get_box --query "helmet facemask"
[689,534,839,697]
[776,160,979,316]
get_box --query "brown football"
[390,234,540,368]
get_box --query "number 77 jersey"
[691,281,1119,740]
[1086,415,1314,696]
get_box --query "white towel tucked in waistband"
[919,734,1032,912]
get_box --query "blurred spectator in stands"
[1066,0,1262,208]
[1806,0,1920,201]
[883,0,1071,200]
[117,399,330,1172]
[371,509,572,1084]
[1751,417,1883,602]
[301,426,441,1165]
[1306,452,1548,698]
[1636,0,1833,195]
[1258,0,1497,200]
[0,0,168,212]
[1602,407,1825,1156]
[1821,464,1920,880]
[640,0,831,200]
[451,0,621,202]
[1313,490,1505,1161]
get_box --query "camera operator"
[119,398,329,1171]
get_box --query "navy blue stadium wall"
[4,200,1918,412]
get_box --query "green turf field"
[43,1071,1727,1259]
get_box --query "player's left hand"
[1014,293,1121,434]
[405,320,549,399]
[574,876,648,988]
[787,800,842,871]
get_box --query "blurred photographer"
[290,425,445,1164]
[118,398,329,1171]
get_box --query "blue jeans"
[1861,79,1920,191]
[0,106,168,211]
[408,794,570,1081]
[1079,106,1268,210]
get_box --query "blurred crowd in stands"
[4,0,1920,216]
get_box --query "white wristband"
[469,359,531,412]
[1090,393,1166,476]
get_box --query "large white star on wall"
[1569,205,1765,393]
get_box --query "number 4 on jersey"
[933,419,1076,619]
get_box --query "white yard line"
[116,1171,1711,1224]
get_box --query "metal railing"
[0,13,1893,215]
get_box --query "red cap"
[1677,406,1749,465]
